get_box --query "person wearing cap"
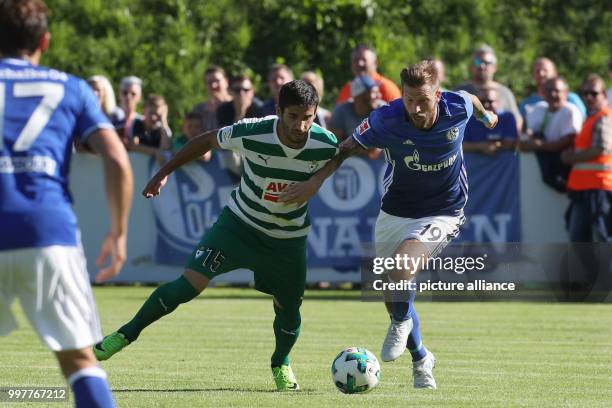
[116,75,143,143]
[336,45,401,104]
[330,75,385,142]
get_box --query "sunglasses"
[232,87,252,93]
[581,90,601,97]
[473,58,495,67]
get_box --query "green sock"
[271,303,301,367]
[119,275,199,342]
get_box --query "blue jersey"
[464,111,517,142]
[0,58,112,250]
[353,91,473,218]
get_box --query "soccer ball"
[331,347,381,394]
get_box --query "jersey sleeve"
[351,112,381,149]
[216,125,242,152]
[216,116,272,152]
[74,79,113,142]
[457,90,474,119]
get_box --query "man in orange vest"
[561,74,611,300]
[336,44,401,105]
[562,74,612,242]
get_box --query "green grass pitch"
[1,287,611,407]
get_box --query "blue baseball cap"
[351,75,379,97]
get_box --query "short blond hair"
[400,60,439,88]
[300,71,324,99]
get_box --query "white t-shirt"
[525,101,583,142]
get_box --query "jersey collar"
[0,57,32,66]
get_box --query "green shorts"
[185,207,307,308]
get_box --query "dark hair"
[278,80,319,111]
[204,65,227,79]
[582,73,606,91]
[400,60,439,88]
[268,63,293,80]
[229,74,251,87]
[0,0,49,56]
[144,94,166,109]
[184,111,202,121]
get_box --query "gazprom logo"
[403,149,458,172]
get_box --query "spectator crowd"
[86,44,612,247]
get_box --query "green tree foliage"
[44,0,611,130]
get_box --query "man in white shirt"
[521,77,583,191]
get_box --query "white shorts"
[375,209,465,258]
[0,246,102,351]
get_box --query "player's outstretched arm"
[279,136,365,205]
[87,128,134,282]
[142,129,221,198]
[467,92,498,129]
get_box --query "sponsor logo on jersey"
[309,161,319,172]
[220,126,232,143]
[446,127,459,141]
[263,179,294,202]
[357,118,370,135]
[257,154,270,165]
[404,149,458,172]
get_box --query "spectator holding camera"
[128,95,172,156]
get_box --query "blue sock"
[386,288,415,321]
[407,307,427,362]
[68,366,115,408]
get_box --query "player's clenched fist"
[142,174,169,198]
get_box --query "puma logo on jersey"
[263,180,293,202]
[258,154,270,165]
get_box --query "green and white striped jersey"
[217,115,338,239]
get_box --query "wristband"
[480,112,494,126]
